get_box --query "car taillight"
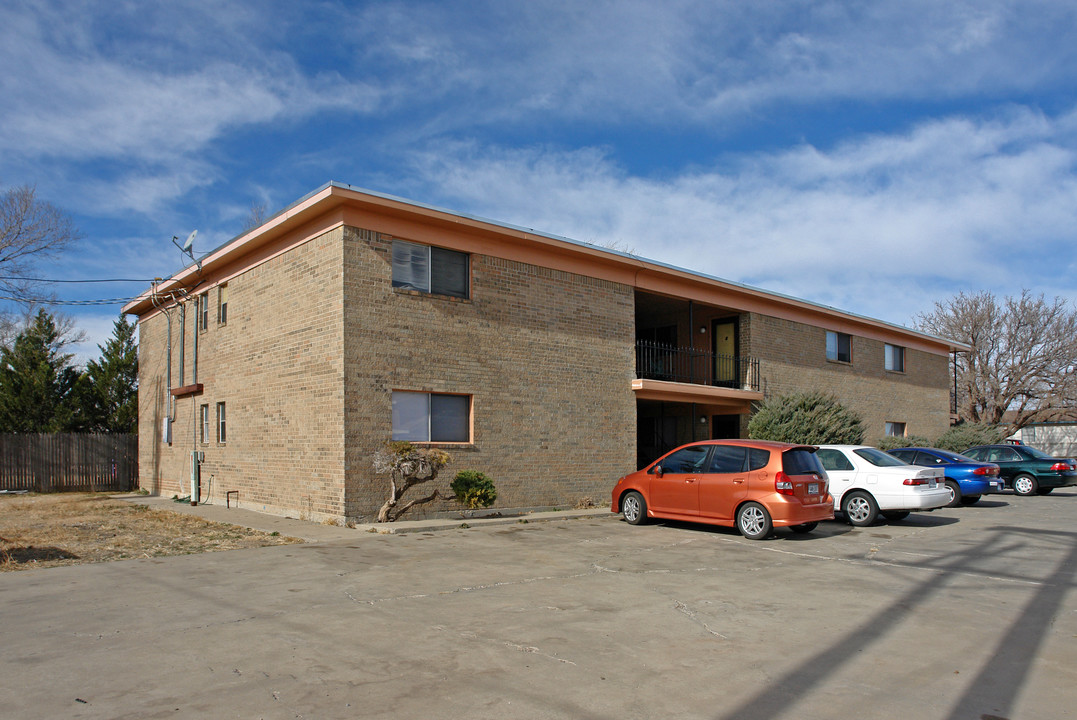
[1050,462,1071,471]
[973,466,998,476]
[775,471,795,495]
[903,478,928,486]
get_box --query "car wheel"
[1013,474,1038,496]
[789,522,818,534]
[882,510,910,521]
[736,502,773,540]
[960,495,981,505]
[1037,487,1054,495]
[943,479,962,507]
[842,491,878,527]
[621,491,647,525]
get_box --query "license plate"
[808,483,820,495]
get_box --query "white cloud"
[407,105,1077,325]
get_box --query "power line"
[0,295,139,306]
[0,275,154,284]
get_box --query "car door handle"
[733,479,744,484]
[684,478,697,484]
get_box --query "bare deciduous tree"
[1,184,81,348]
[243,202,268,232]
[916,290,1077,432]
[1,184,81,301]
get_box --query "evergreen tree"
[0,309,86,432]
[84,315,139,433]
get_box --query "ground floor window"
[217,402,227,444]
[885,421,906,437]
[392,391,470,442]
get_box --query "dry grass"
[0,493,302,572]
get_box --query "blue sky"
[2,0,1076,363]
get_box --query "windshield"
[936,450,977,463]
[1022,446,1054,460]
[854,447,907,467]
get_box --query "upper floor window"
[885,421,906,437]
[216,402,227,444]
[218,284,229,325]
[884,344,905,372]
[392,391,470,443]
[199,404,209,444]
[198,293,208,331]
[392,240,469,299]
[826,331,852,363]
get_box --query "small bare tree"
[1,184,81,301]
[372,442,452,522]
[916,290,1077,432]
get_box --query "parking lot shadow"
[713,524,1077,720]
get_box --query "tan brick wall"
[342,227,638,520]
[137,228,346,521]
[745,313,952,442]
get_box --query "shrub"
[875,435,931,451]
[934,423,1009,453]
[451,470,497,510]
[748,391,865,445]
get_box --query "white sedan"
[815,445,950,526]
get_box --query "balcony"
[635,340,760,391]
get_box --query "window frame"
[885,421,906,438]
[826,331,852,363]
[391,239,470,299]
[884,343,905,372]
[217,284,228,325]
[216,402,227,444]
[391,390,472,444]
[198,293,209,331]
[199,404,209,444]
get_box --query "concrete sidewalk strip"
[117,494,614,542]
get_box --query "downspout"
[191,300,201,506]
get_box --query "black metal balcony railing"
[635,340,760,391]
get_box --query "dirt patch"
[0,493,302,572]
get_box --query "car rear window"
[782,449,824,476]
[853,447,906,467]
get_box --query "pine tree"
[84,315,139,433]
[0,309,86,432]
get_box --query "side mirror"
[653,465,664,477]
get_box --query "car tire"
[736,502,773,540]
[944,479,962,507]
[789,522,818,534]
[842,491,878,527]
[882,510,910,521]
[959,495,981,505]
[1037,487,1054,495]
[1013,474,1038,497]
[621,491,647,525]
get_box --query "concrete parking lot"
[1,491,1074,720]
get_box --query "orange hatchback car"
[611,439,834,539]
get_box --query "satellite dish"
[182,230,197,253]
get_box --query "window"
[853,447,907,467]
[217,284,228,325]
[198,293,208,331]
[653,445,709,474]
[826,331,852,363]
[885,421,906,437]
[392,240,469,299]
[708,445,746,473]
[816,448,854,472]
[392,391,470,442]
[199,404,209,444]
[884,344,905,372]
[216,402,227,444]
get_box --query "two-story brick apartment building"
[123,182,961,523]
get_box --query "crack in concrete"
[673,600,729,639]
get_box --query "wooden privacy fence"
[0,433,138,493]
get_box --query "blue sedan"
[887,447,1003,507]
